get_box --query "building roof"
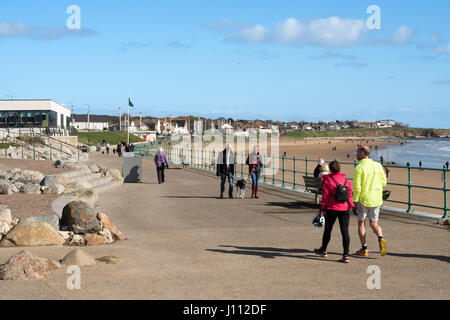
[72,114,111,123]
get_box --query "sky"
[1,0,450,128]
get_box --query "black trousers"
[157,166,166,184]
[321,210,350,256]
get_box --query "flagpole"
[127,97,130,145]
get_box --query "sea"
[370,138,450,169]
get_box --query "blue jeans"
[220,172,234,197]
[251,171,261,187]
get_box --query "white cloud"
[205,17,415,49]
[430,32,442,43]
[435,43,450,54]
[0,21,95,40]
[390,26,415,45]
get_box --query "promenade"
[0,152,448,300]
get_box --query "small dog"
[235,178,247,199]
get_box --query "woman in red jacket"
[314,160,355,263]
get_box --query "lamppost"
[84,104,90,132]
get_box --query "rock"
[20,183,41,195]
[99,228,113,244]
[97,213,122,241]
[70,189,99,208]
[58,231,73,243]
[7,168,21,175]
[0,250,61,280]
[61,249,96,267]
[69,234,86,246]
[438,218,450,226]
[89,164,100,173]
[0,222,11,236]
[10,219,19,228]
[96,256,123,265]
[51,195,77,218]
[22,215,60,232]
[0,183,18,195]
[0,221,65,247]
[0,171,9,180]
[13,170,45,185]
[40,175,59,187]
[60,201,102,235]
[0,208,12,225]
[84,233,109,246]
[104,168,123,182]
[54,160,62,168]
[43,183,65,195]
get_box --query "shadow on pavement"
[163,196,222,199]
[206,245,342,262]
[264,201,319,210]
[387,252,450,263]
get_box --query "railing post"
[281,155,286,187]
[272,155,276,185]
[234,152,237,176]
[443,165,448,219]
[241,153,244,178]
[263,154,267,184]
[293,156,297,190]
[305,157,309,177]
[407,162,414,213]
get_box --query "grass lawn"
[0,143,19,149]
[76,131,144,146]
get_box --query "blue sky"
[1,0,450,128]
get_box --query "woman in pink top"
[314,161,355,263]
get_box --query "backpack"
[329,176,350,202]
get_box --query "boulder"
[40,175,59,187]
[12,170,45,185]
[84,233,109,246]
[0,171,9,180]
[70,189,99,208]
[69,234,86,246]
[42,183,65,195]
[99,228,113,244]
[438,218,450,226]
[20,183,41,195]
[0,208,12,225]
[0,183,18,195]
[97,213,122,240]
[7,168,21,175]
[22,215,60,232]
[0,221,65,247]
[60,201,102,234]
[58,231,73,243]
[61,249,96,266]
[96,256,123,265]
[0,250,61,280]
[89,164,100,173]
[104,168,123,182]
[0,222,11,236]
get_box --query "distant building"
[71,114,110,131]
[0,99,71,130]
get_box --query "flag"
[128,98,134,107]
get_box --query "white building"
[71,114,110,131]
[0,99,71,129]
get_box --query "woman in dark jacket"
[246,146,264,199]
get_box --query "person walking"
[117,143,122,157]
[353,146,388,257]
[314,161,355,263]
[154,147,169,184]
[216,144,235,199]
[106,142,110,155]
[314,158,325,178]
[446,161,449,170]
[246,146,264,199]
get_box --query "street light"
[84,104,90,132]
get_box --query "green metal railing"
[134,145,449,219]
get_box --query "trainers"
[314,248,328,257]
[340,255,350,263]
[354,248,369,257]
[379,238,387,256]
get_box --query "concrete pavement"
[0,152,448,300]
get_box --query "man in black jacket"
[216,144,235,199]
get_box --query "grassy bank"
[0,143,19,149]
[76,131,144,146]
[283,127,426,139]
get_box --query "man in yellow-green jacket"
[353,146,387,257]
